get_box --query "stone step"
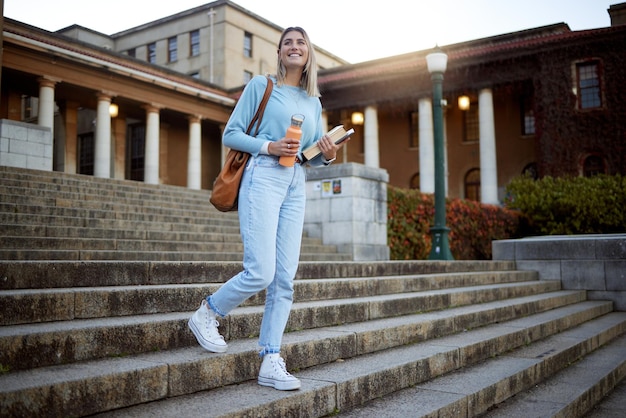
[0,225,327,255]
[0,167,214,201]
[0,235,334,253]
[0,270,541,325]
[584,367,626,417]
[0,187,219,213]
[1,301,617,417]
[334,313,626,418]
[0,260,519,289]
[0,202,234,224]
[0,236,247,252]
[0,223,243,241]
[481,334,626,417]
[0,282,569,371]
[0,249,350,262]
[0,213,240,231]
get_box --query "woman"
[188,27,346,391]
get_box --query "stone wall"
[493,234,626,310]
[304,163,390,261]
[0,120,52,171]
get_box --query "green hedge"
[504,174,626,235]
[387,186,522,260]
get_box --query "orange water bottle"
[279,114,304,167]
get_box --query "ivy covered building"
[319,2,626,203]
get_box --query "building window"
[168,37,178,62]
[464,168,481,201]
[522,162,538,180]
[127,124,145,181]
[582,154,606,177]
[463,103,479,142]
[410,111,419,148]
[243,70,253,84]
[127,48,136,58]
[521,96,535,136]
[410,173,420,190]
[78,133,94,175]
[244,32,252,58]
[147,42,156,64]
[576,61,602,109]
[21,95,38,121]
[190,30,200,57]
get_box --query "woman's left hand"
[317,134,344,160]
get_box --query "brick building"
[319,3,626,203]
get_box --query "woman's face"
[279,30,309,71]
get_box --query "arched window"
[522,162,538,180]
[464,168,481,201]
[582,154,606,177]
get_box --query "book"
[302,125,355,161]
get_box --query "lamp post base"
[428,226,454,260]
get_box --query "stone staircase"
[0,166,624,417]
[0,166,350,262]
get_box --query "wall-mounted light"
[109,103,119,118]
[351,111,364,126]
[458,95,470,111]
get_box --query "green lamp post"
[426,47,454,260]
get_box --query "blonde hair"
[276,27,320,97]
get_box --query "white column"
[187,115,202,190]
[479,88,499,204]
[94,93,112,178]
[144,105,161,185]
[418,97,434,193]
[363,105,379,168]
[37,78,56,130]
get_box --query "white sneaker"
[258,353,301,390]
[188,300,227,353]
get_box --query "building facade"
[57,0,347,90]
[319,3,626,203]
[1,1,625,204]
[0,1,346,189]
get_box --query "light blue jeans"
[207,155,306,356]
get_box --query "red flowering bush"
[388,186,522,260]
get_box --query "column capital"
[37,76,61,88]
[96,93,112,102]
[96,91,118,101]
[187,114,202,124]
[142,103,164,113]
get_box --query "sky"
[3,0,617,63]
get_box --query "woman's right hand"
[269,138,301,157]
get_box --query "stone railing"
[304,162,390,261]
[0,119,52,171]
[493,234,626,311]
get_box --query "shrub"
[388,186,522,260]
[504,174,626,235]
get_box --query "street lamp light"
[426,46,454,260]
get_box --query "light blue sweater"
[223,75,326,165]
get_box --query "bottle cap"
[291,114,304,127]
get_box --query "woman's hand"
[318,134,349,160]
[269,137,300,157]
